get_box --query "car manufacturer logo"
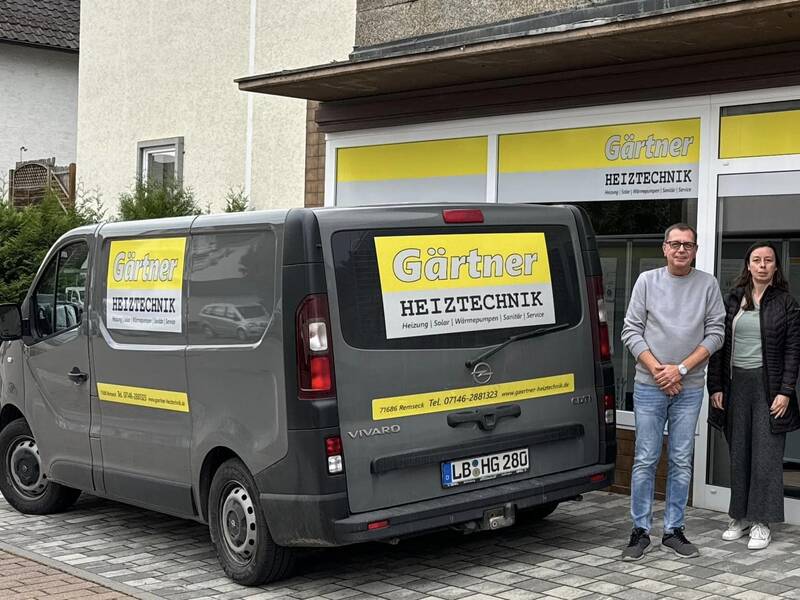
[471,362,493,385]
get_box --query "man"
[620,223,725,560]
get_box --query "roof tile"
[0,0,79,51]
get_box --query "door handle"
[67,367,88,384]
[447,404,521,431]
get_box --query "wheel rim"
[7,437,47,498]
[219,482,257,565]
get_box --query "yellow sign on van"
[374,232,554,339]
[97,383,189,413]
[106,237,186,333]
[372,373,574,421]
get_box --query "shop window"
[497,118,700,415]
[572,199,697,413]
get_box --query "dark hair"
[733,241,788,310]
[663,223,697,243]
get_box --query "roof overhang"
[237,0,800,103]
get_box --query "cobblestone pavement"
[0,548,132,599]
[3,490,800,599]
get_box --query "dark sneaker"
[662,526,700,558]
[622,527,651,561]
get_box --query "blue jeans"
[631,383,704,533]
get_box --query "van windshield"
[331,225,582,349]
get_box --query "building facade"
[0,0,79,186]
[76,0,356,213]
[241,0,800,515]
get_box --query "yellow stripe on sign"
[336,137,488,182]
[107,237,186,291]
[720,110,800,158]
[499,118,700,172]
[372,374,574,421]
[97,383,189,413]
[374,232,551,293]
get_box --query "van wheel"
[527,501,559,521]
[0,418,80,514]
[209,458,294,585]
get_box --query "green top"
[732,305,763,369]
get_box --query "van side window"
[188,231,276,345]
[32,242,89,338]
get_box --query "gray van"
[0,204,615,585]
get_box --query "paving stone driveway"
[3,490,800,600]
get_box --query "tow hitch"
[483,503,516,530]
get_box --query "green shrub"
[0,189,91,303]
[118,178,201,221]
[224,186,249,212]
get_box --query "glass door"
[708,171,800,495]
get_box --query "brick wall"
[611,427,695,508]
[611,428,669,501]
[304,101,326,208]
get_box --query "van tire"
[209,458,295,585]
[0,418,81,515]
[527,501,559,521]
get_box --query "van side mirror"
[0,303,23,340]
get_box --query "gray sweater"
[621,267,725,389]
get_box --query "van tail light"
[442,209,484,224]
[586,273,616,464]
[325,436,343,474]
[587,276,611,362]
[297,294,335,399]
[603,392,615,424]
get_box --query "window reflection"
[187,231,276,345]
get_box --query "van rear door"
[316,204,599,514]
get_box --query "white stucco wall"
[0,43,78,181]
[76,1,356,214]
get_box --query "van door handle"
[447,404,521,431]
[67,367,88,384]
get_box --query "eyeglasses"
[664,241,697,251]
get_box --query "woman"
[708,241,800,550]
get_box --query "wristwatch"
[678,363,688,376]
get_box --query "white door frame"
[694,85,800,519]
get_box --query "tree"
[224,186,249,212]
[118,178,201,221]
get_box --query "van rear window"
[331,225,582,349]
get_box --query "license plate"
[441,448,529,488]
